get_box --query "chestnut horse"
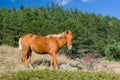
[19,31,73,69]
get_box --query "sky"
[0,0,120,19]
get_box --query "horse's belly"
[31,45,49,54]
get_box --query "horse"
[18,31,73,69]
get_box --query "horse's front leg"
[51,53,58,70]
[50,56,54,70]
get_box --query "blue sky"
[0,0,120,19]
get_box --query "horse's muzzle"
[68,45,72,50]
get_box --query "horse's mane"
[46,30,72,38]
[46,32,64,38]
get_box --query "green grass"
[0,69,120,80]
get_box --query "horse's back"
[29,35,58,53]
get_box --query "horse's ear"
[71,31,73,34]
[63,31,68,36]
[65,31,69,34]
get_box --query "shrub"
[104,43,120,61]
[0,69,120,80]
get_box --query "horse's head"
[64,31,73,50]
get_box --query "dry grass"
[0,45,21,74]
[1,45,120,75]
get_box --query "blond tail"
[18,38,22,50]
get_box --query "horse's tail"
[18,38,22,50]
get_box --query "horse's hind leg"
[21,49,29,69]
[27,50,33,69]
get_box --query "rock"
[60,64,78,71]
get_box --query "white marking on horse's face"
[68,45,72,50]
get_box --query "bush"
[104,43,120,61]
[0,69,120,80]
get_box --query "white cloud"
[81,0,89,2]
[56,0,71,6]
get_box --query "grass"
[0,69,120,80]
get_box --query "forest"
[0,3,120,60]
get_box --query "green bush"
[104,43,120,61]
[0,69,120,80]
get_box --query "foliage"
[104,42,120,61]
[0,69,120,80]
[0,4,120,58]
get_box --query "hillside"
[1,4,120,79]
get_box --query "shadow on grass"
[32,59,50,68]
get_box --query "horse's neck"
[57,37,67,48]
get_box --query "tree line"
[0,4,120,59]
